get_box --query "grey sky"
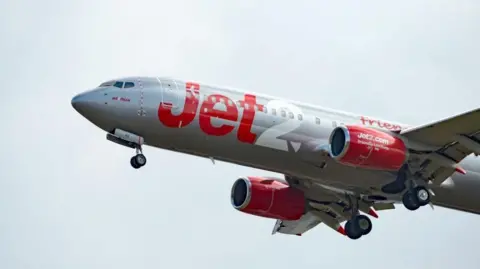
[1,0,480,268]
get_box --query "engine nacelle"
[329,125,407,171]
[230,177,305,220]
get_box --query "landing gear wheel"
[414,186,430,206]
[130,156,140,169]
[402,191,420,211]
[130,154,147,169]
[345,215,372,240]
[355,215,372,236]
[135,154,147,167]
[345,221,362,240]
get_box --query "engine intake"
[231,177,251,209]
[230,177,305,220]
[329,125,407,171]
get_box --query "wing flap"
[272,212,322,236]
[400,108,480,183]
[372,203,395,211]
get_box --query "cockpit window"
[124,82,135,88]
[99,80,135,88]
[114,81,124,88]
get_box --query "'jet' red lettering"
[158,82,263,144]
[237,94,263,144]
[158,82,200,128]
[199,94,238,136]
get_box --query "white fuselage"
[71,77,480,215]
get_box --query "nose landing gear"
[106,129,148,169]
[130,148,147,169]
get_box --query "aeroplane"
[71,77,480,240]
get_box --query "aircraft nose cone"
[71,93,82,111]
[71,90,104,119]
[72,89,117,131]
[71,92,91,114]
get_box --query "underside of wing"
[400,108,480,184]
[273,176,396,237]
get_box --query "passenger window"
[272,108,277,115]
[263,107,268,113]
[124,82,135,88]
[288,112,294,119]
[332,121,337,127]
[315,117,320,124]
[298,114,303,121]
[281,110,286,117]
[114,81,124,88]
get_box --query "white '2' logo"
[254,100,303,152]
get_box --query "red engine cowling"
[230,177,305,220]
[329,125,407,171]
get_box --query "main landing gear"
[393,164,432,211]
[402,186,431,211]
[345,215,372,240]
[343,197,373,240]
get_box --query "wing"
[272,109,480,237]
[400,108,480,184]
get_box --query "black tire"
[130,156,140,169]
[345,220,362,240]
[355,215,372,235]
[402,191,420,211]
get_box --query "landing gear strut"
[130,147,147,169]
[402,186,431,211]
